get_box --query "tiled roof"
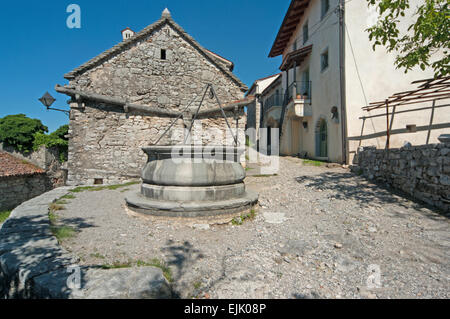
[0,152,45,178]
[269,0,311,57]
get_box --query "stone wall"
[0,143,67,188]
[0,174,49,211]
[0,188,172,299]
[66,21,246,185]
[353,142,450,212]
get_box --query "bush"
[33,125,69,162]
[0,114,48,153]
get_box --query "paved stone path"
[57,157,450,299]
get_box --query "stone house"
[0,152,50,210]
[250,0,450,163]
[56,9,250,186]
[246,74,281,144]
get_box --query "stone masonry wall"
[0,174,49,211]
[0,143,67,188]
[66,22,247,185]
[354,143,450,212]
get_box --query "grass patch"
[137,258,174,283]
[49,202,75,242]
[90,253,106,259]
[50,225,76,242]
[100,258,174,282]
[302,159,325,167]
[101,261,133,270]
[48,211,58,224]
[70,181,140,193]
[60,194,76,200]
[0,210,12,224]
[231,209,256,226]
[193,281,202,290]
[245,167,254,171]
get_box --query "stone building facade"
[57,9,249,185]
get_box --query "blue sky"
[0,0,288,132]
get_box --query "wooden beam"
[347,122,450,141]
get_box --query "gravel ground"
[56,157,450,299]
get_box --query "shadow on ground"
[0,213,96,298]
[295,172,449,220]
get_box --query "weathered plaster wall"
[344,0,450,161]
[67,22,246,185]
[279,0,343,161]
[0,174,49,211]
[354,142,450,212]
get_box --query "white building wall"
[344,0,450,162]
[280,0,343,161]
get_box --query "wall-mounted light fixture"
[38,92,70,116]
[302,121,308,129]
[331,106,339,123]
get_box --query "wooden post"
[389,105,396,132]
[426,100,436,145]
[385,100,390,149]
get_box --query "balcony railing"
[287,81,312,104]
[263,94,284,112]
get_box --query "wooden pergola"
[352,76,450,149]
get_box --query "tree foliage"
[366,0,449,77]
[0,114,48,152]
[33,125,69,162]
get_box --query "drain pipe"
[338,0,348,164]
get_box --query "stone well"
[125,145,258,217]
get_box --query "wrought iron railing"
[279,81,312,138]
[263,94,284,112]
[287,81,312,102]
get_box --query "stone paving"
[56,157,450,299]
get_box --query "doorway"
[315,118,328,158]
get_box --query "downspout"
[338,0,348,164]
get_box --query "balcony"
[287,81,311,103]
[264,94,284,112]
[287,81,312,118]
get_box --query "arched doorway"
[315,118,328,158]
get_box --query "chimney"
[121,27,135,41]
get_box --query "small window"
[321,0,330,19]
[321,50,329,72]
[292,40,297,51]
[161,49,167,60]
[303,21,309,44]
[94,178,103,185]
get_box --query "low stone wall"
[0,174,49,211]
[0,187,172,299]
[0,143,67,188]
[353,142,450,212]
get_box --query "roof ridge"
[63,15,247,91]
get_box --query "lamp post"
[38,92,70,116]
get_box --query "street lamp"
[38,92,70,115]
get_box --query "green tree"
[33,125,69,162]
[366,0,449,77]
[0,114,48,152]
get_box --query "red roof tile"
[0,152,45,178]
